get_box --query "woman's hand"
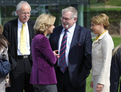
[53,50,60,59]
[90,81,93,88]
[96,83,104,92]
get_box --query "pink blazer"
[30,34,57,85]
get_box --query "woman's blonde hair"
[34,13,56,34]
[113,44,121,56]
[0,25,3,34]
[91,13,110,29]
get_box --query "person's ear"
[16,10,19,15]
[100,23,103,27]
[74,17,77,23]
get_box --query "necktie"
[59,29,68,73]
[20,23,27,55]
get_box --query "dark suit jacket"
[110,48,121,92]
[49,24,92,88]
[3,18,35,71]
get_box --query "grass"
[112,37,121,47]
[90,8,121,11]
[105,0,121,6]
[86,36,121,92]
[90,0,121,6]
[90,0,121,11]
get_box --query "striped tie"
[59,29,68,73]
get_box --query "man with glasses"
[49,6,92,92]
[3,1,35,92]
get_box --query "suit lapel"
[13,19,18,52]
[27,20,33,46]
[70,25,81,50]
[56,26,63,49]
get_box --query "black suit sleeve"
[78,28,92,85]
[3,23,9,40]
[3,22,17,70]
[110,49,121,92]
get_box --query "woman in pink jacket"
[30,14,59,92]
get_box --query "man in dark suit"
[3,1,35,92]
[49,6,92,92]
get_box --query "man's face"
[61,11,77,29]
[16,4,31,23]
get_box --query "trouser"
[56,67,86,92]
[33,84,57,92]
[9,56,34,92]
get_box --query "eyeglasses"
[19,12,31,15]
[61,17,72,21]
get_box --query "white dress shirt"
[17,19,30,55]
[58,23,76,66]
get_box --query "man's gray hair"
[62,6,78,18]
[16,1,31,11]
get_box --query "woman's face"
[90,22,101,34]
[47,25,55,34]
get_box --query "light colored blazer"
[91,31,114,85]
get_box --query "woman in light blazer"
[30,14,59,92]
[90,13,114,92]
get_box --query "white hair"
[16,1,31,11]
[62,6,78,18]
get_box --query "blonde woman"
[110,41,121,92]
[30,14,59,92]
[90,13,114,92]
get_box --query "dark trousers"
[6,87,10,92]
[9,57,34,92]
[56,67,86,92]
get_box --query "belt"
[17,55,29,59]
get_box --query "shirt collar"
[18,19,27,27]
[94,31,108,42]
[98,30,108,40]
[62,23,76,34]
